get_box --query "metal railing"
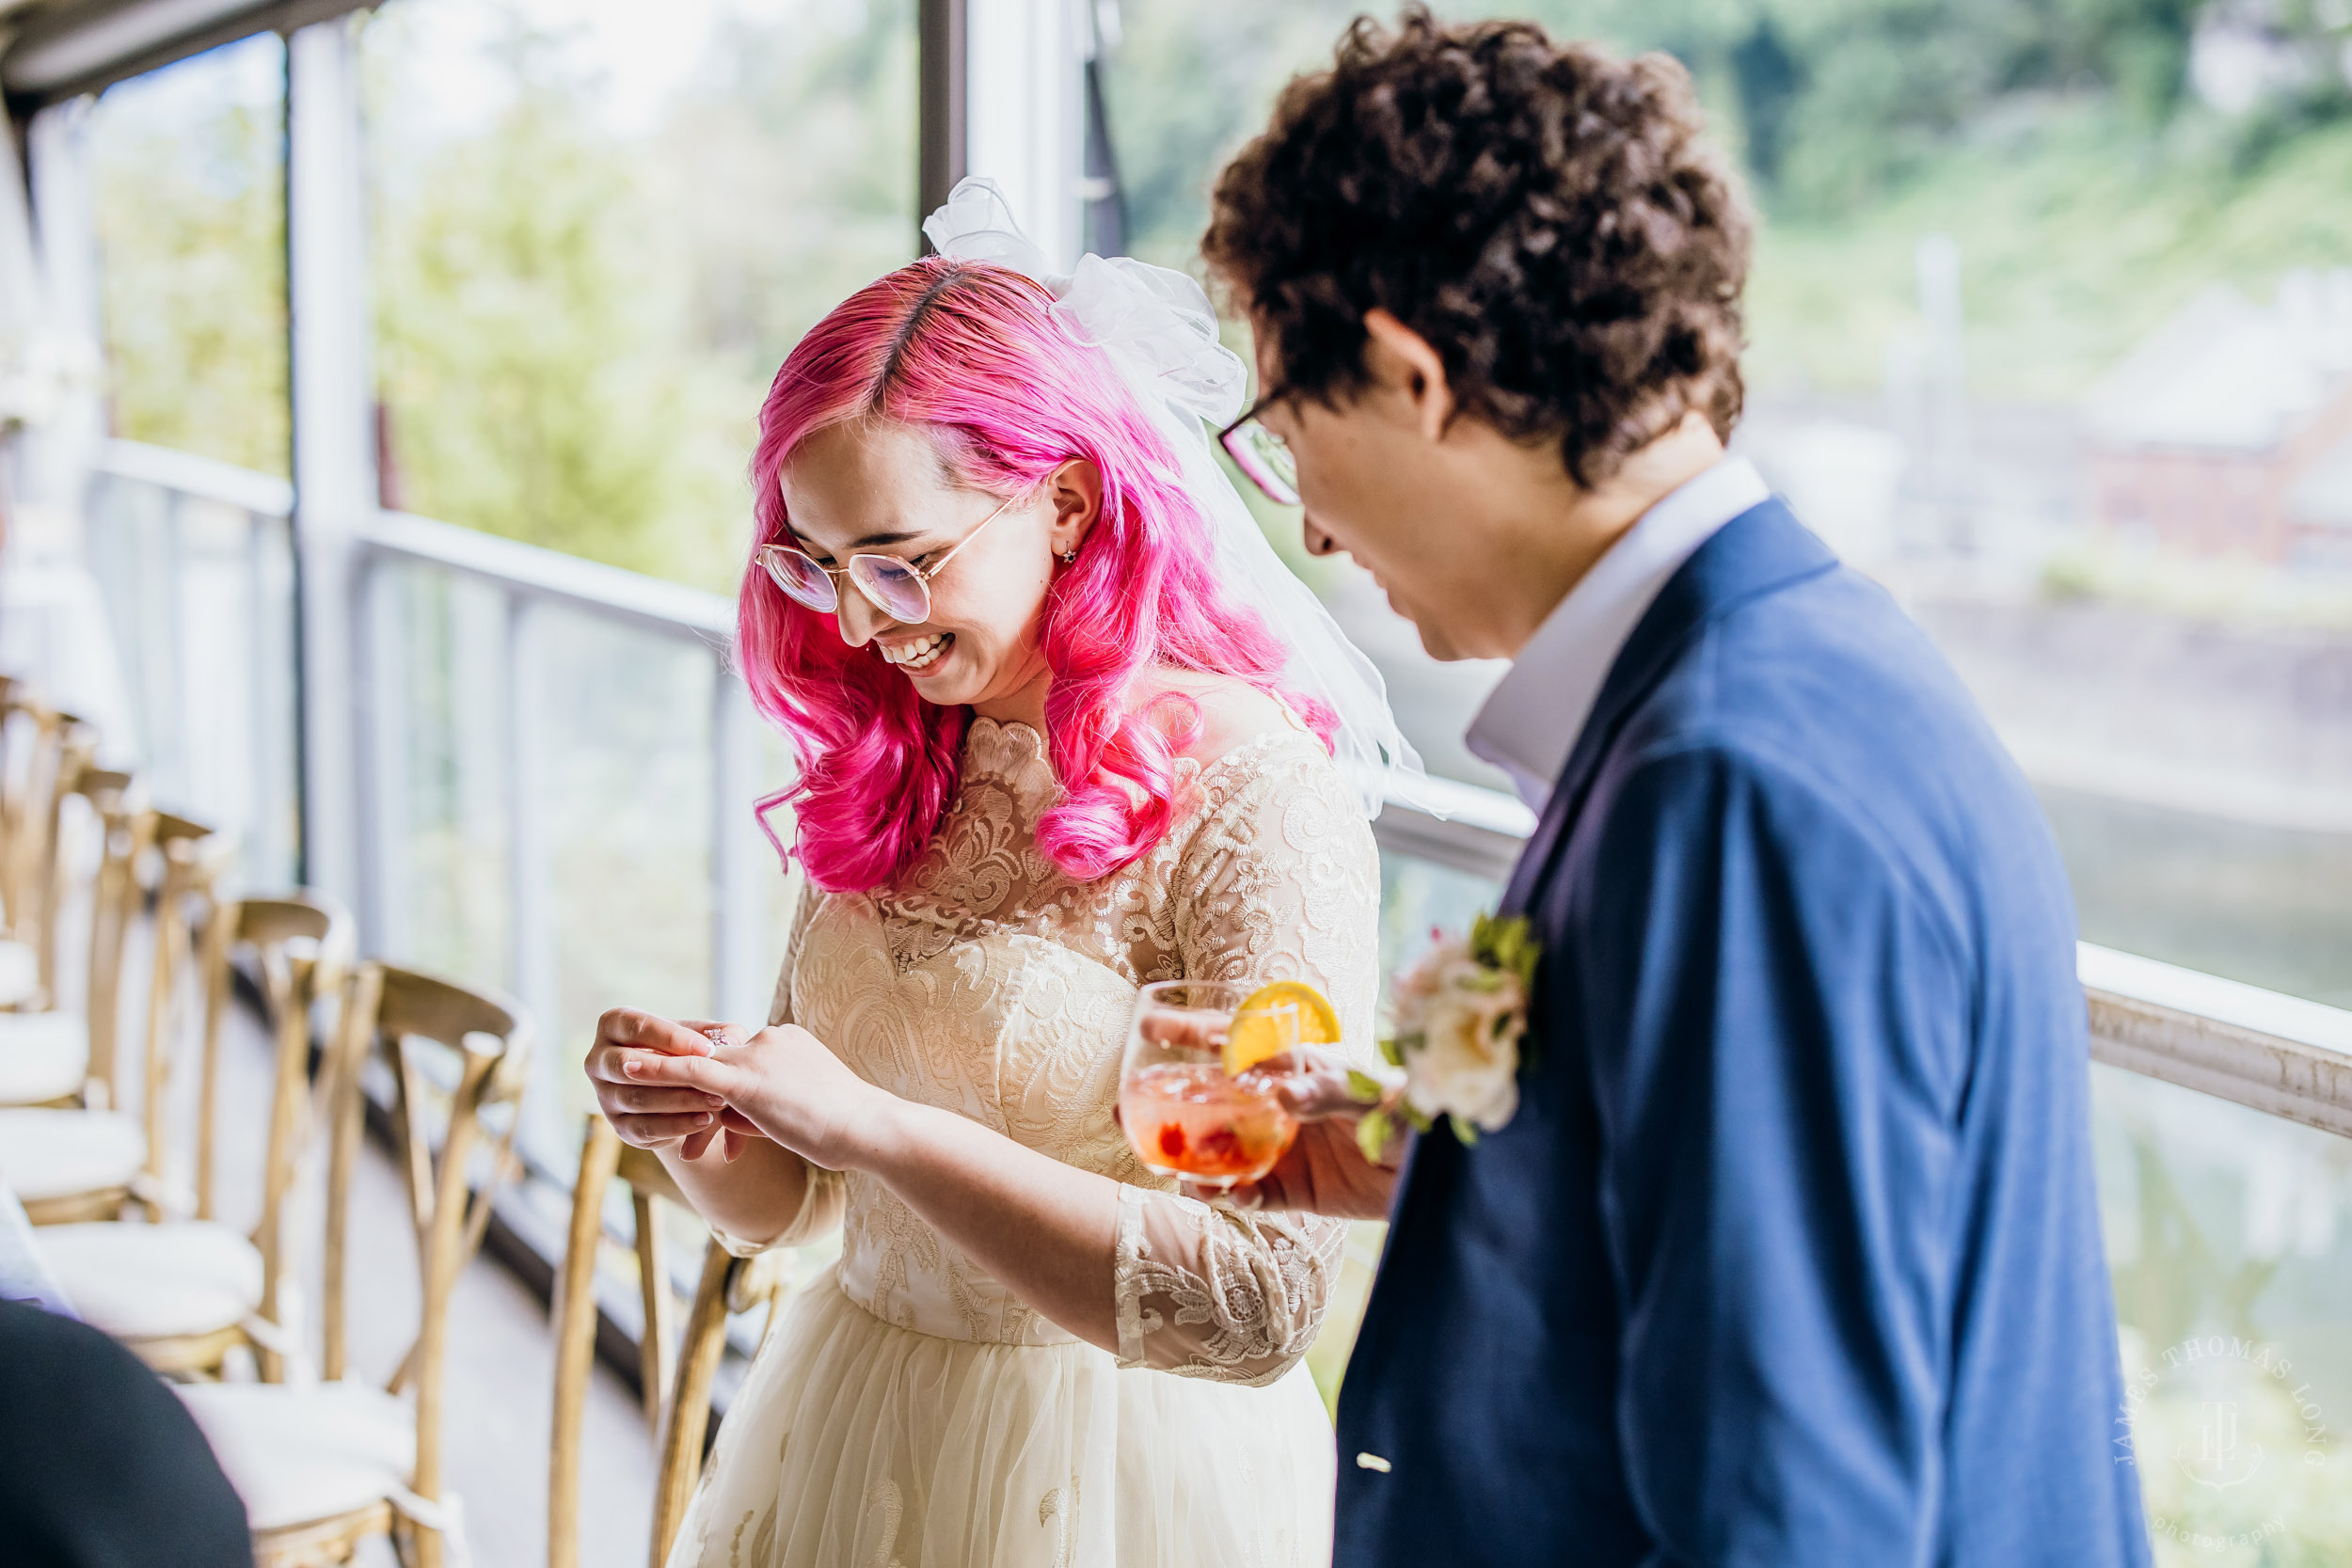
[83,439,2352,1166]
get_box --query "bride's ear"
[1045,459,1104,558]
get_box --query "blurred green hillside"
[1747,104,2352,401]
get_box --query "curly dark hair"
[1203,9,1752,488]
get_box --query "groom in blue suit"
[1201,12,2151,1567]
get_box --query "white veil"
[921,177,1435,821]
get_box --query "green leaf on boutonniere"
[1376,1035,1406,1069]
[1356,1107,1392,1164]
[1345,1069,1387,1103]
[1448,1113,1480,1146]
[1471,911,1541,994]
[1398,1100,1433,1134]
[1470,909,1542,1075]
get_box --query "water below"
[2043,786,2352,1009]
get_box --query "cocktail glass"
[1119,979,1301,1192]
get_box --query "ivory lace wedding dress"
[667,714,1381,1568]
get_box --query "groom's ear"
[1361,309,1455,445]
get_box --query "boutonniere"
[1355,911,1540,1160]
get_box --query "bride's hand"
[1177,1046,1405,1219]
[615,1020,894,1172]
[587,1009,743,1161]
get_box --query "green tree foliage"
[1567,0,2213,208]
[1747,105,2352,397]
[360,0,914,589]
[89,40,289,477]
[1104,0,2342,244]
[1097,0,1369,270]
[654,5,917,378]
[369,23,729,581]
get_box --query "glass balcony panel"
[2054,790,2352,1011]
[84,467,301,887]
[371,560,515,994]
[2095,1063,2352,1560]
[531,607,718,1167]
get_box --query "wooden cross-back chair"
[138,811,240,1202]
[0,757,132,1116]
[0,681,79,1005]
[549,1116,789,1568]
[0,777,224,1227]
[38,893,355,1378]
[180,960,533,1568]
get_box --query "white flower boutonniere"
[1356,911,1540,1160]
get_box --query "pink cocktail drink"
[1121,1061,1298,1185]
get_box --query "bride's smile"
[875,630,951,671]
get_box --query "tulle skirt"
[665,1269,1336,1568]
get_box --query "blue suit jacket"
[1335,501,2150,1567]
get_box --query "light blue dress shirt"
[1464,455,1771,807]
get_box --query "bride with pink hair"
[584,183,1419,1566]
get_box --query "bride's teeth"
[884,633,951,671]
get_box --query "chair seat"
[0,1107,144,1200]
[0,1011,87,1105]
[0,939,38,1006]
[40,1220,263,1339]
[179,1380,417,1533]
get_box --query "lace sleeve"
[1112,743,1382,1384]
[711,879,847,1258]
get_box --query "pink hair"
[739,257,1334,894]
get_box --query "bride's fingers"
[1269,1070,1366,1120]
[1138,1012,1227,1051]
[596,1007,719,1057]
[586,1043,704,1086]
[606,1085,723,1115]
[623,1052,738,1096]
[1182,1177,1272,1210]
[612,1110,714,1147]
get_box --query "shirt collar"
[1465,456,1772,809]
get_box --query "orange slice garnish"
[1225,980,1341,1076]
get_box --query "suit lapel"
[1497,499,1836,918]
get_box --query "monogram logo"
[2177,1400,2264,1490]
[2116,1334,2332,1556]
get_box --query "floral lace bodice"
[742,714,1381,1386]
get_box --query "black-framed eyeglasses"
[1218,392,1300,507]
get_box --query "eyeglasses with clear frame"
[755,491,1021,625]
[1218,392,1301,508]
